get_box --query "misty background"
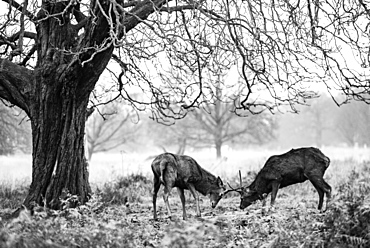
[1,93,370,183]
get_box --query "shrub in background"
[0,181,28,209]
[95,174,151,205]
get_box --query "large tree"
[0,0,369,210]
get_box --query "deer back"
[240,147,330,207]
[176,155,223,195]
[151,153,224,195]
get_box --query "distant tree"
[189,103,275,158]
[148,98,276,158]
[155,80,276,158]
[335,102,370,146]
[86,102,139,160]
[145,117,188,155]
[305,96,337,148]
[0,102,31,155]
[275,95,342,148]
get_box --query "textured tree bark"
[21,53,114,209]
[23,77,92,208]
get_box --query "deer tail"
[324,156,330,168]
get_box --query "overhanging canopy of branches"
[1,0,369,119]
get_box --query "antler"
[239,170,242,188]
[221,170,244,196]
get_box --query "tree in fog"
[0,103,31,155]
[285,96,370,147]
[152,73,276,158]
[151,106,275,158]
[185,79,276,158]
[1,0,370,210]
[303,96,337,148]
[86,102,139,160]
[335,102,370,146]
[190,106,275,158]
[148,122,188,155]
[276,95,340,148]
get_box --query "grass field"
[0,146,369,247]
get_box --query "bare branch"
[7,31,37,42]
[0,59,32,114]
[1,0,37,21]
[19,44,36,66]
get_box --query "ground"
[0,192,334,247]
[0,148,369,247]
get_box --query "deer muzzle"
[211,200,219,208]
[240,200,252,210]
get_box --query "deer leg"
[177,188,187,220]
[308,176,324,210]
[152,175,161,220]
[262,197,267,207]
[188,184,201,217]
[315,186,325,210]
[260,193,268,215]
[260,193,268,207]
[323,180,332,210]
[308,176,332,211]
[163,186,173,219]
[320,180,332,211]
[270,181,281,207]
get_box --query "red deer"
[151,153,226,220]
[226,147,331,211]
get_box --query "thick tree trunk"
[23,76,91,209]
[18,0,114,210]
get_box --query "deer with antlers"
[224,147,332,211]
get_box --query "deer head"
[239,188,261,209]
[208,176,227,208]
[220,171,262,209]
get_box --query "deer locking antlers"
[221,170,244,196]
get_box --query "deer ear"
[217,176,224,186]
